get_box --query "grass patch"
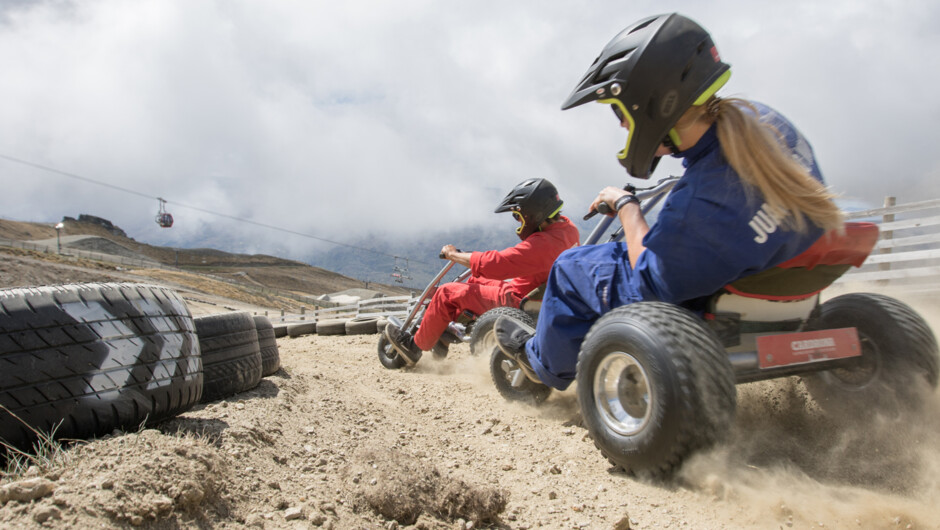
[0,405,72,481]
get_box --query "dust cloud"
[683,288,940,529]
[411,286,940,528]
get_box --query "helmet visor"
[601,98,635,166]
[511,209,525,236]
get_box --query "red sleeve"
[469,219,580,280]
[470,237,545,281]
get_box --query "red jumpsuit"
[413,216,580,351]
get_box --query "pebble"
[284,506,304,520]
[613,515,631,530]
[32,505,61,523]
[245,513,265,527]
[0,477,57,504]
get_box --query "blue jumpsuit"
[527,102,827,390]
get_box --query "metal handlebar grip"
[583,184,636,220]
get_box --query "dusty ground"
[2,249,940,528]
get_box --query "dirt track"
[1,323,939,528]
[1,250,940,528]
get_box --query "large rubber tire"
[253,315,281,377]
[486,308,552,405]
[346,316,379,335]
[195,312,262,403]
[576,302,736,480]
[287,322,316,338]
[0,283,202,452]
[470,306,538,356]
[377,333,407,370]
[317,319,347,336]
[803,293,939,417]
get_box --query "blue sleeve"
[632,178,761,304]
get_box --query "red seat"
[724,222,879,301]
[775,222,879,270]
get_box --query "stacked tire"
[192,312,283,403]
[0,282,287,454]
[0,283,202,453]
[194,312,263,403]
[254,315,281,377]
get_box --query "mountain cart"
[493,177,940,479]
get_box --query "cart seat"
[711,222,879,323]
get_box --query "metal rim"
[593,350,653,436]
[479,328,498,357]
[825,336,881,388]
[378,334,400,362]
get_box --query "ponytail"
[706,97,844,233]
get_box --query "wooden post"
[879,196,896,272]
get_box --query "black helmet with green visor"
[494,178,564,241]
[561,13,731,178]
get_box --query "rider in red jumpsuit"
[386,178,580,364]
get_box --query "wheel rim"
[498,354,522,384]
[593,350,652,436]
[477,328,497,356]
[378,335,399,362]
[826,336,881,388]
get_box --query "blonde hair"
[683,97,843,233]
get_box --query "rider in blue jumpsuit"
[495,13,843,391]
[528,103,825,390]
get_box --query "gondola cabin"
[155,198,174,228]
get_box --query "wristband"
[614,194,640,211]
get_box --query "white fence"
[262,294,416,324]
[839,197,940,295]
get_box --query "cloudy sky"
[1,0,938,260]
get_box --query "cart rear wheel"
[803,293,938,417]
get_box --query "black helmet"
[495,178,564,240]
[561,13,731,178]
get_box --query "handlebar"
[583,184,637,221]
[582,176,680,246]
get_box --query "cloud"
[1,0,938,259]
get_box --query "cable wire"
[0,153,427,264]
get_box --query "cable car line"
[0,153,427,265]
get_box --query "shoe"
[494,316,536,375]
[439,329,461,346]
[384,316,422,365]
[431,341,449,360]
